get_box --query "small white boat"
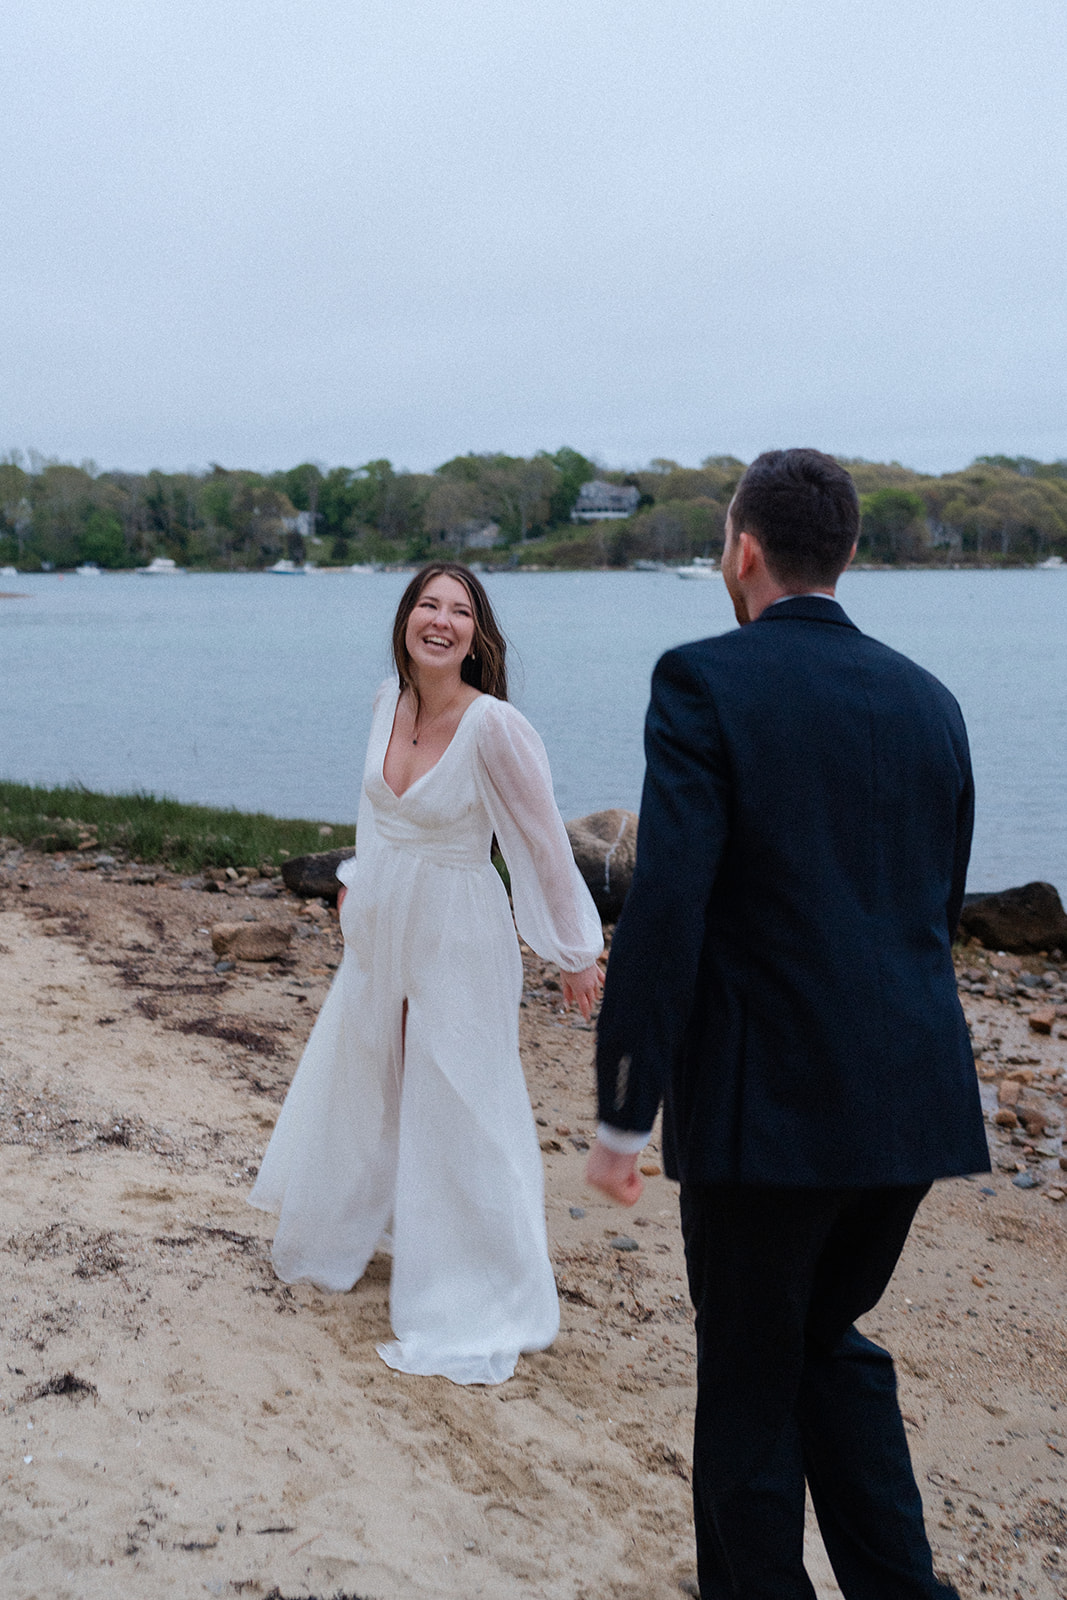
[267,558,305,575]
[75,562,103,577]
[676,556,717,580]
[1038,554,1064,569]
[0,565,18,578]
[633,559,667,572]
[136,556,183,576]
[349,562,377,574]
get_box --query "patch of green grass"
[0,780,353,874]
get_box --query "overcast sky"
[2,0,1065,477]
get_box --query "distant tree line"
[2,447,1065,571]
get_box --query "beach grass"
[0,780,353,873]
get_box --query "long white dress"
[249,681,603,1385]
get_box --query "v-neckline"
[381,685,484,800]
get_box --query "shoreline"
[3,787,1063,912]
[3,560,1066,578]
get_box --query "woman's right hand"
[337,887,347,913]
[561,962,603,1022]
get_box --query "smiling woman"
[250,561,605,1385]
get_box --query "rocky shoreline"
[0,843,1065,1597]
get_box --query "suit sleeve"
[947,717,975,940]
[596,647,731,1133]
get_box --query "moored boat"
[136,556,183,576]
[676,556,717,579]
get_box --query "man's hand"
[561,962,603,1022]
[586,1141,644,1206]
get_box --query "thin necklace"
[411,688,465,746]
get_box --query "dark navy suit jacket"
[596,596,990,1187]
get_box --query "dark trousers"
[679,1183,959,1600]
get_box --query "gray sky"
[3,0,1065,476]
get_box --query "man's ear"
[736,529,763,580]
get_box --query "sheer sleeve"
[336,678,393,887]
[474,698,604,972]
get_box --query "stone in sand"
[566,808,638,923]
[210,921,293,961]
[958,881,1067,954]
[280,848,355,903]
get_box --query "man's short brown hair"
[731,449,859,588]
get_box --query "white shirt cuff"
[596,1122,652,1155]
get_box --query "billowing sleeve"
[336,678,393,888]
[335,779,376,889]
[474,698,604,972]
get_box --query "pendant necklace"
[411,690,464,746]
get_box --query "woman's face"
[404,574,476,678]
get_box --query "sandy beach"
[1,850,1066,1600]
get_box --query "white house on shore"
[570,480,640,522]
[459,520,502,550]
[281,510,317,540]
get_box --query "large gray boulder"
[566,809,638,923]
[958,881,1067,953]
[280,847,355,903]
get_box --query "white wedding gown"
[249,681,603,1385]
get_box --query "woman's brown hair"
[391,562,508,708]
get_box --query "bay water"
[1,568,1064,897]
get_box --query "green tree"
[437,453,558,543]
[29,462,97,567]
[859,488,928,562]
[229,484,296,566]
[422,476,493,551]
[318,460,430,553]
[78,508,125,567]
[271,462,324,512]
[0,454,31,563]
[542,446,595,525]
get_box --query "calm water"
[1,568,1064,895]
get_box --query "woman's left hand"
[561,962,603,1022]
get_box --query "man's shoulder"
[835,626,966,720]
[657,613,965,728]
[656,629,742,676]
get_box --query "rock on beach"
[959,881,1067,954]
[566,808,638,923]
[280,847,355,903]
[209,920,293,961]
